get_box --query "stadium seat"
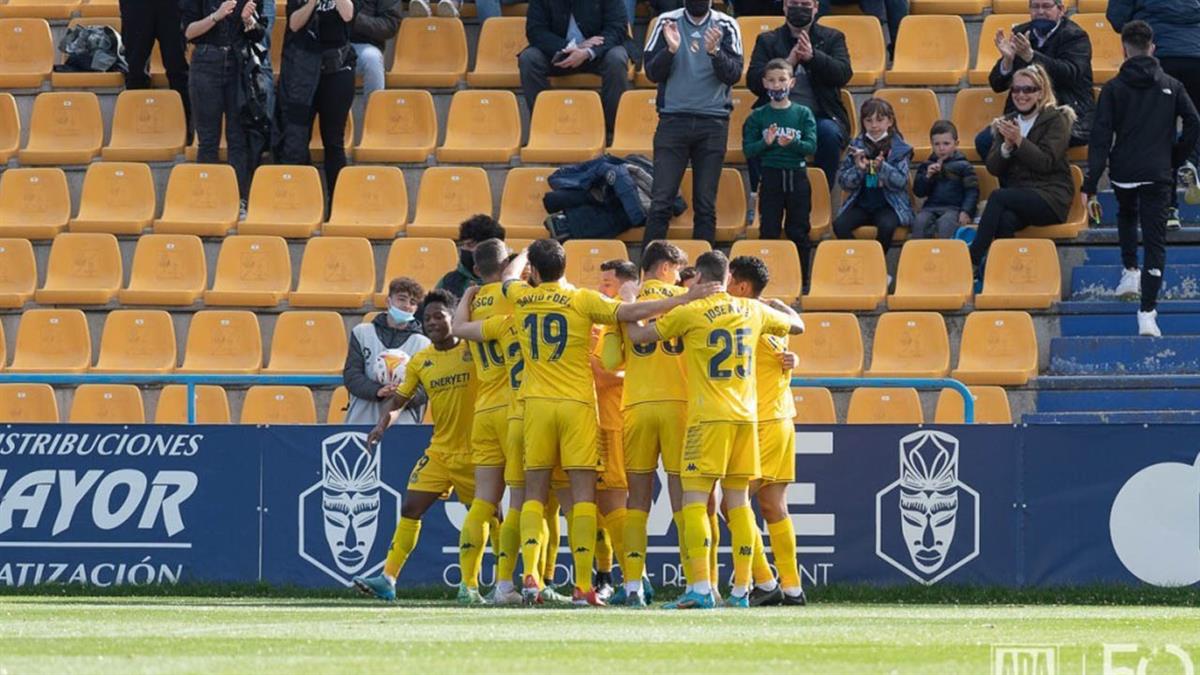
[667,168,747,242]
[386,17,468,88]
[934,385,1012,424]
[974,165,999,208]
[406,167,493,238]
[975,239,1061,309]
[668,239,712,264]
[0,0,79,18]
[865,311,951,378]
[969,14,1025,85]
[725,90,754,163]
[8,309,91,372]
[0,383,59,422]
[265,311,349,374]
[322,165,407,239]
[289,237,376,308]
[436,90,522,163]
[1017,166,1085,239]
[909,0,988,13]
[77,0,117,16]
[729,240,802,303]
[840,88,859,138]
[790,387,837,424]
[993,0,1073,9]
[951,88,1007,161]
[634,17,662,87]
[308,114,355,163]
[178,310,262,373]
[951,310,1038,386]
[239,165,325,238]
[34,232,123,305]
[748,168,831,241]
[735,16,786,85]
[327,385,350,424]
[1078,0,1105,10]
[68,384,145,424]
[269,21,283,76]
[0,167,70,239]
[789,312,864,377]
[1071,14,1121,83]
[375,238,459,307]
[803,240,888,310]
[564,239,628,290]
[119,234,207,306]
[69,162,157,235]
[18,92,103,165]
[0,18,53,87]
[608,89,659,158]
[819,16,885,86]
[0,92,17,162]
[92,309,177,373]
[0,238,35,308]
[0,321,5,368]
[468,16,526,88]
[521,90,606,163]
[874,88,940,159]
[241,385,317,424]
[204,235,292,307]
[101,89,186,161]
[355,90,438,163]
[885,15,969,86]
[498,167,554,238]
[153,163,240,237]
[155,384,231,424]
[846,387,923,424]
[887,239,973,310]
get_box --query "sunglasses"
[1011,85,1041,94]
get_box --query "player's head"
[456,215,506,275]
[386,277,425,324]
[678,266,699,288]
[694,250,730,286]
[599,259,638,298]
[728,256,770,299]
[527,239,566,284]
[1121,20,1154,58]
[505,251,532,284]
[472,237,508,281]
[641,241,688,283]
[420,288,459,343]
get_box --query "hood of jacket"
[371,311,423,347]
[1117,55,1162,88]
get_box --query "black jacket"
[1083,55,1200,193]
[349,0,401,52]
[914,151,980,216]
[745,22,852,140]
[525,0,633,62]
[180,0,266,47]
[988,18,1095,144]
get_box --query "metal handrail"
[789,377,976,424]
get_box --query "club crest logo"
[875,430,979,585]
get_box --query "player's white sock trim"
[383,573,396,586]
[756,578,778,593]
[782,586,803,597]
[497,580,514,593]
[693,580,712,595]
[731,585,749,598]
[626,580,642,594]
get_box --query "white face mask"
[865,130,889,143]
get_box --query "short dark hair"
[763,58,793,77]
[600,259,639,283]
[678,266,698,284]
[640,241,688,274]
[694,251,729,283]
[473,238,508,278]
[528,239,566,282]
[420,288,458,317]
[1121,20,1153,53]
[929,119,958,140]
[387,277,425,301]
[457,214,506,244]
[729,256,770,298]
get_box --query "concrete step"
[1059,313,1200,336]
[1023,410,1200,424]
[1035,388,1200,412]
[1048,335,1200,375]
[1070,264,1200,301]
[1076,246,1200,267]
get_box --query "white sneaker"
[1115,267,1140,299]
[435,0,459,16]
[1137,309,1162,337]
[487,585,523,605]
[1167,207,1182,231]
[1179,161,1200,205]
[408,0,431,16]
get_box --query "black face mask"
[459,247,475,274]
[786,4,813,28]
[685,0,711,19]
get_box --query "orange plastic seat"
[994,0,1073,9]
[468,16,526,88]
[203,235,292,307]
[1071,14,1121,83]
[308,113,354,163]
[34,232,122,305]
[748,167,831,241]
[666,238,712,264]
[323,165,407,239]
[386,17,467,88]
[840,88,859,138]
[790,387,837,424]
[69,162,156,235]
[0,238,35,308]
[1016,166,1086,239]
[874,88,940,159]
[375,237,458,307]
[0,167,71,239]
[885,16,968,86]
[437,90,521,163]
[0,18,53,87]
[0,0,79,18]
[736,16,786,85]
[803,240,888,310]
[846,387,923,424]
[866,311,950,378]
[406,167,493,238]
[729,240,802,303]
[153,163,240,237]
[934,385,1012,424]
[975,239,1061,309]
[975,165,1000,206]
[521,90,606,164]
[155,385,231,424]
[607,89,659,158]
[0,383,59,422]
[909,0,988,14]
[820,16,886,86]
[724,89,754,163]
[240,386,317,424]
[77,0,118,16]
[9,309,91,373]
[789,312,863,377]
[68,384,144,424]
[92,309,177,373]
[239,165,325,238]
[666,168,747,242]
[887,239,973,310]
[19,91,103,165]
[265,311,349,374]
[1078,0,1105,10]
[327,385,350,424]
[563,239,629,291]
[178,310,262,374]
[289,237,376,308]
[102,89,186,161]
[0,92,17,162]
[498,167,554,238]
[952,88,1007,161]
[969,14,1025,85]
[355,90,438,163]
[951,310,1038,386]
[119,234,207,306]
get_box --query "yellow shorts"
[472,405,508,468]
[407,451,476,504]
[623,401,687,475]
[757,418,796,484]
[682,421,760,483]
[504,416,526,487]
[523,398,600,472]
[597,428,627,491]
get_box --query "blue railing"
[789,377,976,424]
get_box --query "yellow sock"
[458,501,495,589]
[520,500,545,586]
[709,511,721,588]
[728,505,757,590]
[673,510,692,587]
[539,516,551,585]
[543,501,560,583]
[605,508,628,575]
[752,526,774,585]
[623,509,649,583]
[497,508,521,585]
[682,503,711,590]
[768,517,802,591]
[384,517,421,580]
[595,523,613,573]
[572,502,598,593]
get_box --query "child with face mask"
[832,97,914,254]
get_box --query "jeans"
[120,0,190,129]
[353,43,386,98]
[749,116,843,194]
[912,205,962,239]
[969,187,1059,266]
[190,45,251,200]
[474,0,522,20]
[759,166,813,285]
[819,0,907,48]
[311,67,356,195]
[518,46,630,133]
[1115,182,1171,312]
[644,115,729,245]
[833,204,902,253]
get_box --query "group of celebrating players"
[354,238,808,609]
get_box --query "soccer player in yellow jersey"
[623,251,804,609]
[353,290,480,603]
[727,256,808,607]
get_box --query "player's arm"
[760,298,805,335]
[614,280,721,323]
[367,363,422,447]
[624,320,661,345]
[451,285,486,341]
[501,250,528,282]
[600,328,624,372]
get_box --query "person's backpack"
[55,24,127,74]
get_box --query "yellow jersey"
[654,292,793,425]
[468,282,513,413]
[502,280,621,405]
[592,328,623,431]
[755,334,797,422]
[396,340,477,462]
[613,279,688,408]
[481,313,525,419]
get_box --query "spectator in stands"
[833,97,913,254]
[971,65,1076,272]
[183,0,268,215]
[343,277,432,426]
[436,215,508,299]
[122,0,190,133]
[976,0,1094,161]
[1082,21,1200,337]
[912,120,980,239]
[518,0,633,135]
[641,0,743,245]
[816,0,906,59]
[350,0,402,98]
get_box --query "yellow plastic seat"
[118,234,207,306]
[729,240,802,303]
[866,311,950,378]
[951,310,1038,385]
[355,90,438,163]
[0,383,59,422]
[240,165,325,238]
[69,162,156,235]
[1071,14,1121,83]
[406,167,493,238]
[934,385,1012,424]
[375,237,458,307]
[563,239,629,290]
[847,387,923,424]
[308,113,354,163]
[994,0,1073,9]
[724,89,754,163]
[0,93,17,162]
[68,384,144,424]
[607,89,659,158]
[0,0,79,18]
[0,238,35,308]
[803,239,888,310]
[437,90,521,163]
[820,16,886,86]
[468,16,527,88]
[885,16,968,86]
[748,167,831,241]
[386,18,467,88]
[1017,166,1086,239]
[155,384,231,424]
[521,90,606,164]
[0,167,70,239]
[203,235,292,307]
[1078,0,1106,10]
[241,386,317,424]
[975,165,1000,207]
[634,17,662,87]
[327,385,350,424]
[789,312,864,377]
[975,239,1061,309]
[92,309,177,373]
[909,0,988,14]
[34,232,122,305]
[153,163,240,237]
[0,18,53,87]
[952,88,1007,161]
[19,91,103,165]
[265,311,349,374]
[666,168,747,242]
[736,16,786,85]
[887,239,973,310]
[969,14,1025,85]
[874,88,940,159]
[289,237,376,308]
[178,310,262,374]
[102,90,186,161]
[323,165,407,239]
[841,88,859,138]
[790,387,837,424]
[498,167,554,238]
[77,0,118,16]
[666,238,712,264]
[9,309,91,372]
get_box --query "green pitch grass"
[3,597,1200,674]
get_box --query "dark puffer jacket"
[1107,0,1200,59]
[349,0,401,52]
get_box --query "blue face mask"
[767,87,790,102]
[1029,18,1057,35]
[388,305,415,324]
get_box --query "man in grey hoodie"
[342,277,431,425]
